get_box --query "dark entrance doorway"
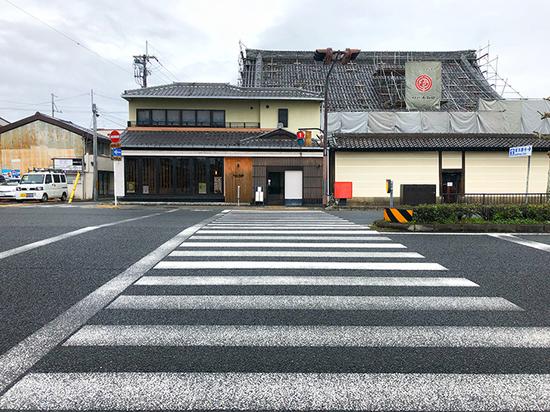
[267,171,284,205]
[441,170,463,203]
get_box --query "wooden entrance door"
[224,158,253,204]
[442,171,463,203]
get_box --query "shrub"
[412,204,550,224]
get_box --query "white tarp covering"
[326,99,550,135]
[368,112,396,133]
[395,112,422,133]
[449,112,478,133]
[341,112,369,133]
[420,112,450,133]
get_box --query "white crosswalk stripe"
[1,209,541,411]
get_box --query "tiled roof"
[122,82,323,101]
[121,128,321,151]
[330,133,550,151]
[240,49,501,112]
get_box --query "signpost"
[509,145,533,204]
[109,130,122,206]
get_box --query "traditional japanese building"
[117,83,324,204]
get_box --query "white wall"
[465,152,549,193]
[335,151,440,199]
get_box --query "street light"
[314,48,360,206]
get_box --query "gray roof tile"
[331,133,550,151]
[122,82,323,101]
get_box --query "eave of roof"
[330,133,550,152]
[0,112,109,142]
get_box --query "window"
[142,158,156,194]
[53,174,61,183]
[175,158,192,195]
[212,111,225,127]
[181,110,196,126]
[136,109,151,126]
[159,158,172,194]
[60,175,66,183]
[135,109,226,127]
[45,174,52,184]
[167,110,180,126]
[196,110,211,127]
[278,108,288,127]
[152,110,166,126]
[125,158,137,193]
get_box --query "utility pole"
[91,89,99,202]
[50,93,61,117]
[133,40,158,88]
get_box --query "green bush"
[412,204,550,224]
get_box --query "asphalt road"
[0,205,548,411]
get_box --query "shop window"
[142,158,157,194]
[125,158,137,193]
[159,158,172,194]
[211,158,224,194]
[278,108,288,127]
[196,158,208,194]
[175,158,192,194]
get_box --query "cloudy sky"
[1,0,548,128]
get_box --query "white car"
[0,178,19,200]
[16,171,68,202]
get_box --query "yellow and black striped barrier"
[384,208,413,223]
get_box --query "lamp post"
[314,48,360,206]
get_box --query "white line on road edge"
[180,241,406,249]
[0,212,221,395]
[0,209,178,261]
[489,233,550,253]
[169,250,423,258]
[3,372,547,411]
[64,325,550,347]
[197,230,379,234]
[108,295,521,311]
[189,236,394,241]
[135,275,478,287]
[154,261,446,271]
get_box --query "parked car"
[16,170,68,202]
[0,177,20,200]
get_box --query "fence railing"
[440,193,550,205]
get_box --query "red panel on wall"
[334,182,353,199]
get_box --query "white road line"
[3,372,547,411]
[135,275,478,287]
[0,209,178,261]
[168,250,423,258]
[108,295,521,311]
[0,213,222,394]
[189,236,393,241]
[154,261,445,270]
[181,242,404,248]
[489,233,550,253]
[197,230,379,234]
[205,225,362,228]
[64,325,550,347]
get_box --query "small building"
[331,133,550,204]
[0,112,114,199]
[117,82,323,204]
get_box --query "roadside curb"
[373,220,550,233]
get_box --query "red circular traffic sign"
[109,130,121,143]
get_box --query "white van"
[16,170,69,202]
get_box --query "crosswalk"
[1,210,549,411]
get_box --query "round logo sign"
[415,74,433,92]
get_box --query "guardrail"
[440,193,550,205]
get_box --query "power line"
[4,0,132,75]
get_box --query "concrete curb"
[374,220,550,233]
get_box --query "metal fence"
[440,193,550,205]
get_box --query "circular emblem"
[415,74,433,92]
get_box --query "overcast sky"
[1,0,548,128]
